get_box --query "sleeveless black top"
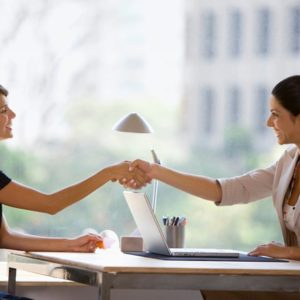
[0,171,12,226]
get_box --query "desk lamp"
[112,112,160,212]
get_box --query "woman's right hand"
[129,159,154,177]
[110,161,151,189]
[120,159,154,189]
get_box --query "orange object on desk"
[96,240,104,249]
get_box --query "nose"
[266,115,273,127]
[8,108,16,119]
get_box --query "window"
[201,87,215,134]
[228,86,241,125]
[255,85,269,133]
[228,10,242,57]
[185,15,193,60]
[289,6,300,54]
[201,11,216,59]
[255,8,271,55]
[4,0,299,258]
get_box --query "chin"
[276,138,285,145]
[3,134,13,140]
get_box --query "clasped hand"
[112,159,153,189]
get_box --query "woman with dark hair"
[129,75,300,299]
[0,84,146,299]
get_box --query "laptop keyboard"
[171,248,240,257]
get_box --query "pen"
[162,216,186,226]
[162,216,168,226]
[178,216,186,226]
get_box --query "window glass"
[1,0,300,260]
[201,10,216,59]
[228,10,242,57]
[227,86,241,125]
[202,87,215,134]
[256,8,271,55]
[255,85,269,133]
[290,6,300,53]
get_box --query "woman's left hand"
[248,241,288,258]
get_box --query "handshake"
[109,159,156,189]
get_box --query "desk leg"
[99,273,114,300]
[8,267,16,296]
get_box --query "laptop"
[123,191,240,258]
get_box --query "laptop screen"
[123,191,171,255]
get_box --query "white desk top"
[11,249,300,276]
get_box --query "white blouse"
[218,146,300,246]
[283,202,296,231]
[282,200,300,245]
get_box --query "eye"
[0,106,8,114]
[271,111,279,118]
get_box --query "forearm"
[1,165,120,214]
[0,217,101,252]
[1,229,71,251]
[152,164,222,202]
[47,167,112,214]
[285,247,300,260]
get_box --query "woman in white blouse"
[129,75,300,299]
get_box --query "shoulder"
[285,145,298,155]
[278,145,298,162]
[0,171,11,189]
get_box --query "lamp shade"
[112,112,154,133]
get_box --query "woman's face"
[267,95,300,146]
[0,93,16,140]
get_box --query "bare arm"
[0,161,147,214]
[0,216,102,252]
[130,160,222,202]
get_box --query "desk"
[7,250,300,300]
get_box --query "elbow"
[41,194,63,215]
[45,205,62,215]
[46,209,57,215]
[39,203,62,215]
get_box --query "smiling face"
[0,93,16,140]
[267,95,300,147]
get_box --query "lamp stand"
[151,149,160,212]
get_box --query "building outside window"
[289,6,300,54]
[228,9,242,57]
[201,87,215,134]
[256,7,271,55]
[227,86,241,125]
[201,10,216,59]
[255,85,269,133]
[185,16,193,61]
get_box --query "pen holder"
[165,225,185,248]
